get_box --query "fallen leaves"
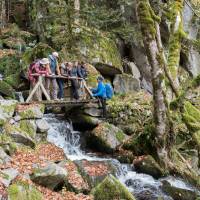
[83,160,109,177]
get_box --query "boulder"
[161,177,200,200]
[8,181,43,200]
[0,80,15,98]
[85,64,100,88]
[124,62,141,80]
[16,104,45,120]
[4,123,35,148]
[133,155,164,179]
[0,168,19,187]
[83,108,102,117]
[91,175,136,200]
[74,159,117,188]
[0,134,16,155]
[31,162,68,190]
[94,62,122,77]
[113,74,140,94]
[0,100,17,125]
[20,120,37,138]
[59,160,90,193]
[88,122,128,153]
[35,119,50,133]
[0,147,11,164]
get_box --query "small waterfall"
[45,114,200,200]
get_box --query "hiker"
[77,62,88,98]
[46,52,60,100]
[57,62,69,100]
[91,76,107,117]
[28,58,50,101]
[105,82,114,100]
[77,61,87,79]
[68,62,79,100]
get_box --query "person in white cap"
[28,58,50,101]
[47,52,60,100]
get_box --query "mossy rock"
[85,64,100,88]
[20,120,37,139]
[4,73,22,89]
[133,155,165,178]
[91,175,136,200]
[88,122,128,153]
[0,134,17,155]
[16,104,45,120]
[0,80,15,98]
[0,100,17,125]
[8,181,43,200]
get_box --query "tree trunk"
[137,0,168,166]
[0,0,6,30]
[74,0,80,24]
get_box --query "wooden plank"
[83,80,94,99]
[39,76,51,101]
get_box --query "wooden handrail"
[31,74,83,80]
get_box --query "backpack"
[28,60,40,82]
[105,83,114,99]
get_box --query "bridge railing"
[26,74,94,103]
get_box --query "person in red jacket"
[28,58,50,101]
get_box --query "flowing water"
[45,114,199,200]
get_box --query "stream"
[45,114,200,200]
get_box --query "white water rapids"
[45,114,199,200]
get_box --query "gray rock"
[0,168,19,187]
[0,100,17,125]
[14,115,21,122]
[126,62,141,79]
[0,147,11,164]
[113,74,140,94]
[36,119,50,133]
[161,177,200,200]
[133,155,164,178]
[17,103,45,119]
[88,122,128,153]
[74,160,118,188]
[31,162,68,190]
[84,108,102,117]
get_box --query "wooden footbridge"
[24,74,98,108]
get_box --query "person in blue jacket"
[92,76,107,117]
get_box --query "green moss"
[8,181,43,200]
[116,131,125,142]
[4,74,21,89]
[20,120,36,138]
[137,0,160,41]
[0,134,17,155]
[91,175,136,200]
[0,80,15,98]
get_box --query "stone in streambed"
[31,162,68,190]
[91,175,136,200]
[133,155,164,178]
[74,159,118,188]
[58,160,90,193]
[161,177,200,200]
[87,122,128,153]
[35,119,50,133]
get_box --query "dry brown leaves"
[0,182,7,198]
[65,162,89,191]
[16,103,41,112]
[82,160,109,177]
[36,143,66,162]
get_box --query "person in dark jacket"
[91,76,107,117]
[46,52,60,100]
[77,61,87,79]
[57,62,69,99]
[68,62,79,100]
